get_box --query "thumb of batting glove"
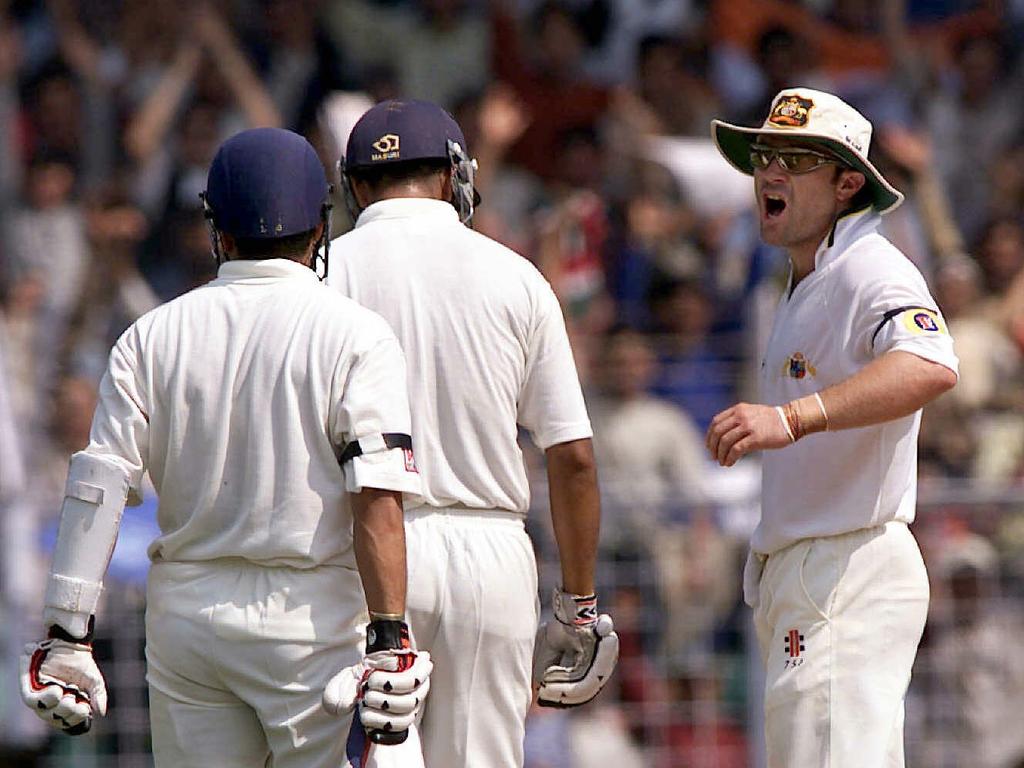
[533,588,619,708]
[20,622,107,735]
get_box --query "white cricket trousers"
[750,521,929,768]
[145,559,364,768]
[404,507,539,768]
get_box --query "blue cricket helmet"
[344,99,468,170]
[341,99,479,223]
[204,127,329,239]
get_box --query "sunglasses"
[749,143,841,174]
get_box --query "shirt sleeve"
[851,269,959,376]
[85,331,150,505]
[333,328,422,500]
[518,281,593,450]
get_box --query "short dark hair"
[348,159,449,194]
[232,227,318,260]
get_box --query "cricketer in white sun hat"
[711,87,904,214]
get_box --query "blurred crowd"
[2,0,1024,766]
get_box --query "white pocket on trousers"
[743,549,767,608]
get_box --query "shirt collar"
[814,206,880,270]
[355,198,459,228]
[214,258,318,284]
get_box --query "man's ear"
[439,166,453,203]
[351,177,373,210]
[836,169,866,204]
[220,231,237,258]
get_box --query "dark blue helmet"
[341,99,478,223]
[205,127,329,238]
[344,99,467,170]
[202,128,332,277]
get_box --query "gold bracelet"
[813,392,830,432]
[783,401,804,441]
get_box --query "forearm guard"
[42,453,130,639]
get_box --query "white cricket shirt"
[328,198,593,515]
[81,258,421,569]
[756,209,959,554]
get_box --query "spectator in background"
[648,275,736,432]
[924,533,1024,768]
[713,22,828,126]
[926,32,1023,243]
[872,125,965,275]
[454,83,541,253]
[588,327,708,550]
[934,257,1021,414]
[4,152,88,324]
[532,128,616,344]
[492,1,609,180]
[252,0,355,132]
[2,152,90,419]
[571,0,695,87]
[918,397,978,481]
[126,4,280,297]
[986,140,1024,225]
[323,0,490,109]
[633,34,718,137]
[607,161,700,329]
[973,217,1024,330]
[925,252,1019,483]
[59,187,159,380]
[30,373,98,518]
[0,258,46,439]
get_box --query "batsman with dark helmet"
[330,100,619,768]
[20,127,431,767]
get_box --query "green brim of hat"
[711,121,904,214]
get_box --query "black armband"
[339,433,412,465]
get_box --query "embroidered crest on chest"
[782,352,817,379]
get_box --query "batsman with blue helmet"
[19,127,431,767]
[331,100,619,767]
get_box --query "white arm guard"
[42,453,130,639]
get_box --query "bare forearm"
[124,45,199,160]
[351,488,406,617]
[546,439,600,596]
[788,350,957,436]
[213,48,281,128]
[204,27,281,128]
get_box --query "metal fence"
[5,481,1023,768]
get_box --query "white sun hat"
[710,87,904,214]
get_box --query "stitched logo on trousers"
[784,628,805,667]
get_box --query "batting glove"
[20,620,107,735]
[323,619,432,745]
[533,588,619,708]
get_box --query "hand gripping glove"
[20,620,107,735]
[533,588,619,708]
[323,619,432,745]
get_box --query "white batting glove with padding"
[323,620,432,745]
[20,620,107,735]
[533,588,619,708]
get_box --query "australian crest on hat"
[710,87,904,214]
